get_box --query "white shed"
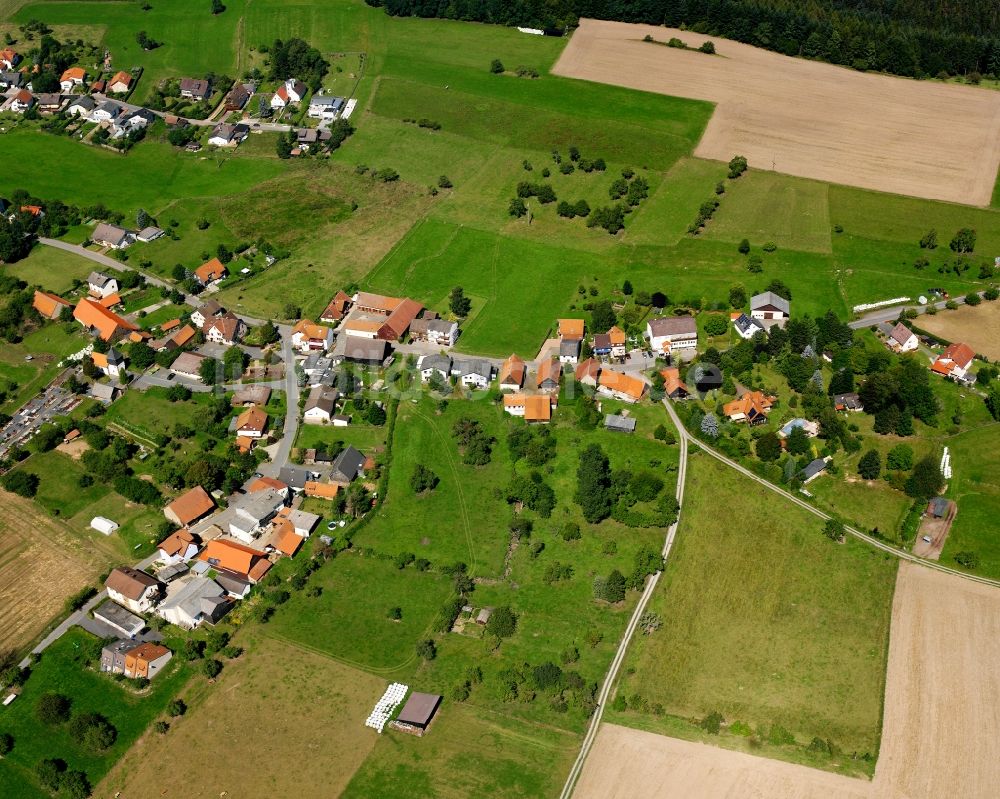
[90,516,119,536]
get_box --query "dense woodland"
[366,0,1000,78]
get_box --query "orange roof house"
[597,369,646,403]
[157,528,199,559]
[163,486,216,527]
[660,367,690,399]
[723,390,774,425]
[536,358,562,391]
[931,342,975,378]
[353,291,405,315]
[109,70,132,92]
[73,298,138,343]
[98,292,121,308]
[320,290,352,322]
[198,539,271,582]
[0,48,19,68]
[235,435,254,454]
[378,298,424,341]
[168,324,196,349]
[499,354,526,389]
[33,290,72,320]
[558,318,585,341]
[234,406,268,437]
[304,481,340,499]
[123,642,172,680]
[273,520,303,556]
[608,326,626,346]
[502,393,552,423]
[60,67,86,83]
[248,476,288,493]
[194,257,227,285]
[160,318,180,333]
[575,357,601,386]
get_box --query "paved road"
[262,324,300,477]
[90,92,294,132]
[558,401,690,799]
[849,290,984,329]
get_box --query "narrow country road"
[261,324,300,477]
[38,237,171,290]
[848,290,984,329]
[558,400,690,799]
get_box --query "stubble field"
[553,19,1000,205]
[918,303,1000,360]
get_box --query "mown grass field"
[610,453,897,776]
[941,426,1000,579]
[5,245,95,294]
[0,628,191,798]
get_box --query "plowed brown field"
[553,20,1000,205]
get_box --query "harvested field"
[577,562,1000,799]
[99,633,385,799]
[553,19,1000,205]
[918,303,1000,360]
[0,490,107,652]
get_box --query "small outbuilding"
[90,516,119,536]
[395,692,442,733]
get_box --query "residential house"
[592,332,612,357]
[32,290,72,320]
[800,457,829,484]
[420,354,452,383]
[10,89,34,114]
[157,563,189,583]
[92,347,127,378]
[304,481,340,500]
[502,394,551,423]
[750,291,790,322]
[36,93,62,113]
[558,338,581,365]
[498,354,525,390]
[536,358,562,393]
[303,385,339,423]
[884,322,918,353]
[732,312,765,340]
[170,351,208,380]
[198,539,272,583]
[833,392,863,412]
[203,312,246,345]
[91,223,133,249]
[597,369,646,403]
[123,642,172,680]
[89,382,120,402]
[88,271,119,297]
[66,95,95,116]
[73,299,138,343]
[558,318,584,341]
[575,357,600,387]
[207,122,249,148]
[278,466,311,493]
[340,337,391,365]
[295,127,332,150]
[332,414,350,427]
[194,257,227,286]
[605,414,636,433]
[105,566,161,613]
[647,316,698,353]
[157,529,201,565]
[164,486,216,527]
[100,639,136,673]
[156,576,229,628]
[410,318,458,347]
[931,342,976,381]
[120,107,156,130]
[270,78,307,109]
[0,49,20,69]
[228,488,286,543]
[59,67,86,92]
[291,319,334,353]
[232,385,271,406]
[308,93,344,120]
[660,367,690,400]
[330,446,366,485]
[94,602,144,638]
[190,299,225,329]
[108,70,133,94]
[607,325,627,358]
[723,390,775,425]
[0,70,23,89]
[224,83,252,111]
[91,99,123,122]
[320,290,352,323]
[157,323,196,352]
[215,572,252,599]
[179,77,211,100]
[272,520,304,556]
[275,505,320,537]
[233,406,268,438]
[452,358,493,389]
[247,476,289,497]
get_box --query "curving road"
[558,402,690,799]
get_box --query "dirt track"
[575,562,1000,799]
[553,20,1000,205]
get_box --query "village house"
[228,488,286,543]
[9,89,33,114]
[834,392,863,412]
[247,476,289,497]
[308,93,345,120]
[420,354,452,383]
[303,385,339,423]
[224,83,252,111]
[295,127,332,150]
[108,70,133,94]
[498,354,525,390]
[59,67,87,93]
[233,406,268,438]
[100,639,137,674]
[66,95,95,116]
[90,382,120,403]
[536,358,562,393]
[169,351,208,380]
[275,505,320,537]
[452,358,493,389]
[291,319,334,353]
[105,566,162,613]
[0,70,23,89]
[647,316,698,353]
[320,290,352,323]
[723,390,775,425]
[32,290,72,320]
[882,321,918,353]
[123,642,173,680]
[558,338,581,365]
[410,318,459,347]
[207,122,249,148]
[339,338,392,366]
[203,312,246,345]
[330,446,366,485]
[558,318,585,341]
[88,271,119,298]
[597,369,646,403]
[179,77,211,100]
[190,299,225,329]
[73,298,138,343]
[157,528,201,565]
[732,312,765,340]
[91,223,133,249]
[136,225,165,242]
[199,539,272,583]
[232,384,271,407]
[163,485,216,527]
[0,48,20,69]
[271,78,307,109]
[931,342,975,381]
[800,457,829,484]
[92,347,127,379]
[194,257,227,286]
[660,367,690,400]
[156,576,229,628]
[304,481,340,500]
[36,93,63,113]
[502,393,552,423]
[750,291,790,323]
[575,357,600,387]
[91,99,123,123]
[342,319,384,339]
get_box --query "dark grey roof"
[454,358,492,380]
[422,354,452,374]
[733,313,764,335]
[647,316,697,337]
[559,339,581,357]
[0,71,22,87]
[331,446,365,483]
[215,571,251,597]
[800,458,827,480]
[88,270,115,287]
[304,385,338,415]
[928,497,948,517]
[834,392,862,409]
[396,692,442,728]
[96,100,123,117]
[342,338,390,363]
[604,414,636,432]
[309,94,344,108]
[94,601,144,635]
[751,291,790,314]
[278,466,309,490]
[157,563,189,582]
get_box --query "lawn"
[4,244,95,294]
[610,452,897,776]
[941,425,1000,579]
[265,551,454,673]
[0,628,191,798]
[11,450,111,518]
[294,421,386,454]
[0,322,87,414]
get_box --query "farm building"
[395,692,443,733]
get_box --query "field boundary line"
[262,629,418,675]
[362,215,428,288]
